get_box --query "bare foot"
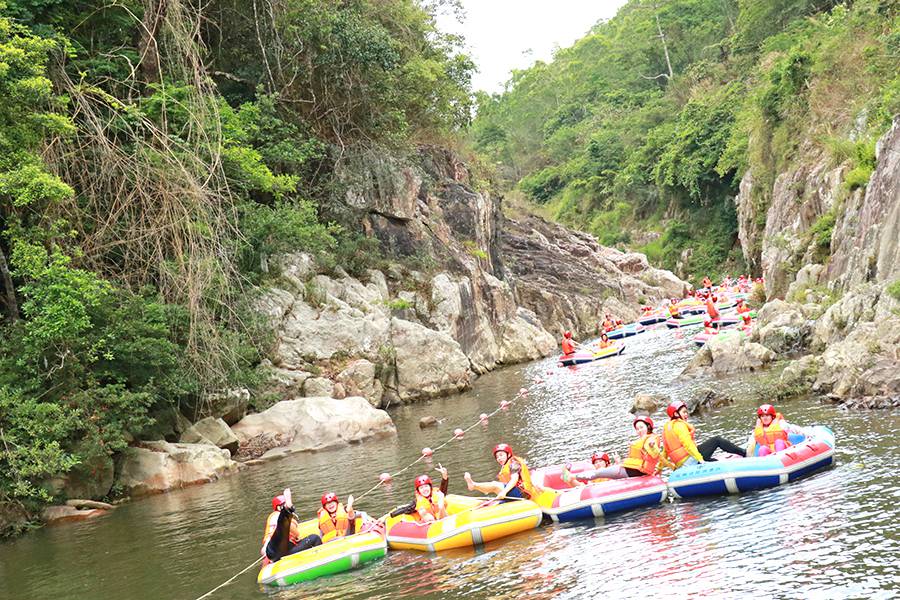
[464,472,476,491]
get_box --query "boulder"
[230,397,396,459]
[752,299,811,355]
[813,318,900,401]
[201,389,250,425]
[332,382,347,400]
[0,502,31,538]
[787,264,825,302]
[303,377,335,398]
[839,396,900,410]
[116,441,240,498]
[390,318,473,401]
[686,333,775,376]
[179,417,240,455]
[779,354,823,390]
[56,452,115,501]
[631,393,669,414]
[65,499,115,510]
[43,506,108,525]
[419,416,439,428]
[336,359,384,407]
[688,388,734,414]
[263,363,311,399]
[812,284,881,349]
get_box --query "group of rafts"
[258,399,835,587]
[558,275,760,367]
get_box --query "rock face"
[502,213,687,338]
[230,397,395,460]
[752,299,812,355]
[258,147,687,405]
[116,441,240,498]
[179,417,240,455]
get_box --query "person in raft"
[414,465,449,522]
[261,488,323,563]
[745,404,804,457]
[464,443,542,500]
[736,298,752,326]
[561,451,620,485]
[561,331,578,357]
[702,276,713,290]
[703,319,717,335]
[663,401,746,468]
[598,332,613,349]
[705,294,721,323]
[667,298,682,319]
[387,465,450,518]
[600,314,616,332]
[318,491,356,543]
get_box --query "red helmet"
[493,443,513,460]
[414,474,432,494]
[704,320,712,326]
[757,404,777,417]
[633,415,654,433]
[564,331,572,339]
[670,298,677,303]
[321,492,338,507]
[591,452,610,465]
[736,297,744,304]
[667,400,687,419]
[272,495,286,511]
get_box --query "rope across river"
[191,385,534,600]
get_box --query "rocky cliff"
[736,116,900,408]
[257,147,687,407]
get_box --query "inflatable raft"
[258,513,386,586]
[385,494,542,552]
[530,462,667,522]
[605,323,646,340]
[691,328,749,347]
[638,313,667,325]
[667,426,835,499]
[558,344,625,366]
[665,314,706,328]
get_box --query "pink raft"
[530,461,668,522]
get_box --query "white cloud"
[436,0,628,94]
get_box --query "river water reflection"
[1,326,898,599]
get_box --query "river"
[1,326,898,599]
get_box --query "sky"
[436,0,628,94]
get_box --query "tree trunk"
[654,11,674,80]
[0,245,19,322]
[138,0,169,87]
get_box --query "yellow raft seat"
[385,494,542,552]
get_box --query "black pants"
[265,509,322,562]
[697,436,746,460]
[624,467,645,477]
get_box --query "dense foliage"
[470,0,899,282]
[0,0,472,530]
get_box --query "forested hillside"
[471,0,899,283]
[0,0,472,529]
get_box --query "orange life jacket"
[622,434,662,475]
[602,320,614,331]
[561,338,575,355]
[317,504,351,543]
[706,299,720,320]
[663,420,696,468]
[415,490,446,521]
[498,456,536,499]
[753,414,791,451]
[668,304,680,317]
[736,303,750,314]
[598,339,612,349]
[261,510,300,556]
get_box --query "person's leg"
[773,439,788,452]
[624,467,646,477]
[286,534,322,555]
[464,472,503,495]
[697,436,747,461]
[579,466,629,481]
[265,509,295,562]
[757,445,771,457]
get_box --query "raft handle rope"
[190,385,534,599]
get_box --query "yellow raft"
[257,513,387,586]
[385,494,542,552]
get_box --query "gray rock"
[631,393,669,413]
[230,397,396,458]
[688,389,734,414]
[752,299,811,355]
[336,359,383,407]
[391,318,473,401]
[57,452,115,501]
[200,388,250,425]
[303,377,335,398]
[332,382,347,399]
[43,506,108,525]
[116,442,240,498]
[419,416,439,428]
[686,333,775,376]
[180,417,240,455]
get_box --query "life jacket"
[702,277,712,288]
[753,413,791,451]
[317,504,351,543]
[622,434,661,475]
[602,319,614,331]
[598,339,612,349]
[561,338,575,356]
[736,303,751,315]
[705,298,720,320]
[414,490,446,521]
[260,510,300,557]
[663,420,696,468]
[498,456,536,499]
[668,304,680,317]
